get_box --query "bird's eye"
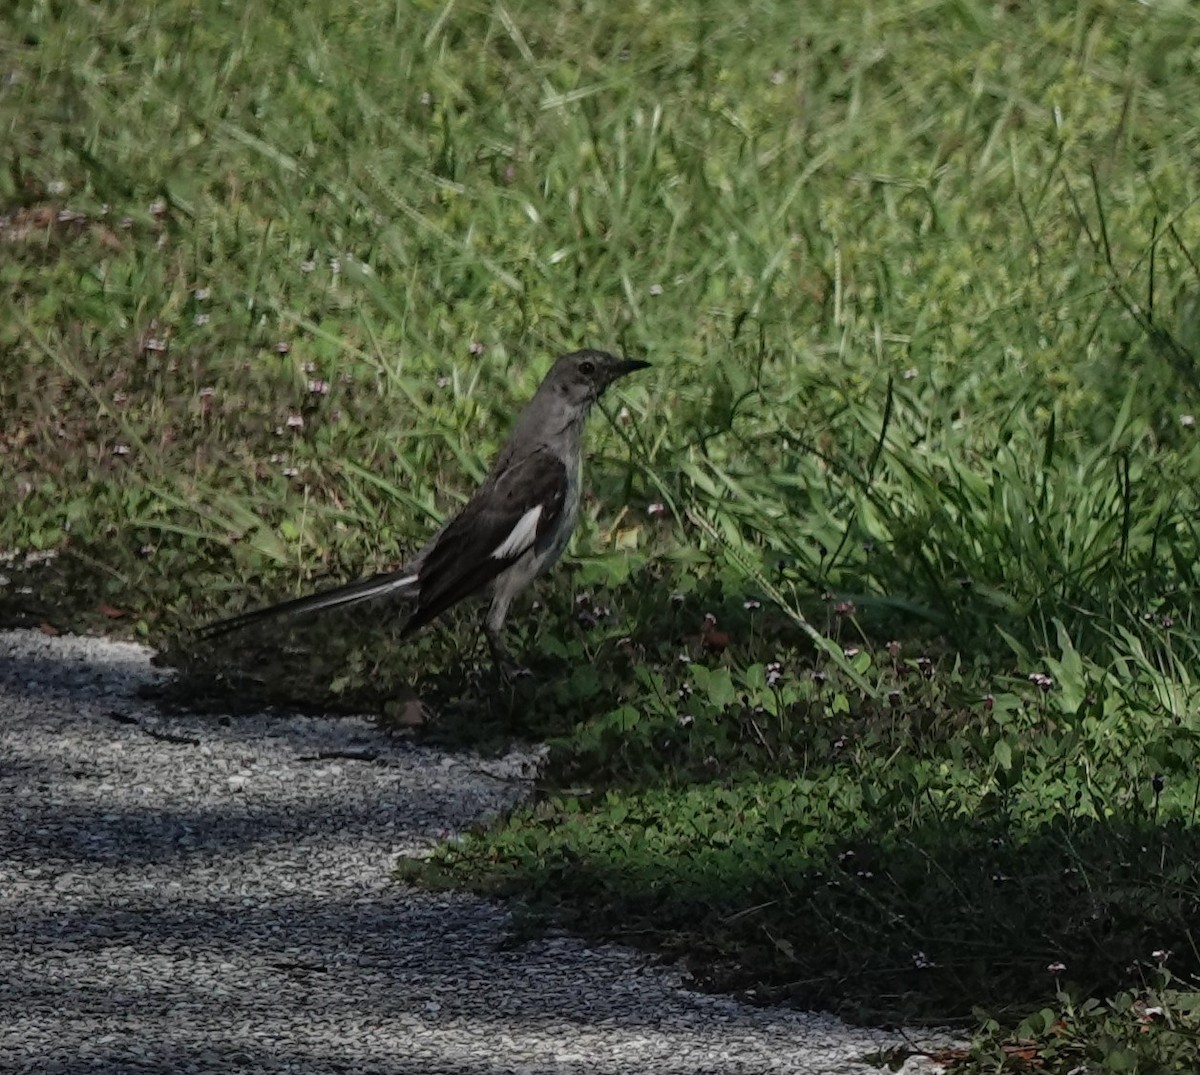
[579,360,595,376]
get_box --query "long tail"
[196,570,420,640]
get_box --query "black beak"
[610,357,652,379]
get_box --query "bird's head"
[543,349,651,409]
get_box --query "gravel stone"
[1,628,956,1073]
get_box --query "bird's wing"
[402,449,570,635]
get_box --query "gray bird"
[198,349,650,678]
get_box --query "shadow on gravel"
[2,782,505,866]
[8,634,876,1072]
[0,640,161,701]
[19,1047,767,1075]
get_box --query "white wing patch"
[491,506,542,560]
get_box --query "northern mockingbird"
[198,349,650,678]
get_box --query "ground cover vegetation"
[4,0,1200,1068]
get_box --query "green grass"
[5,0,1200,1068]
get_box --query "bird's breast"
[536,456,581,572]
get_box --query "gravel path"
[1,628,952,1074]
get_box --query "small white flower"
[193,287,210,301]
[113,444,131,456]
[300,259,316,273]
[648,283,663,296]
[285,414,304,429]
[1181,414,1195,428]
[281,466,299,477]
[902,367,918,380]
[194,313,210,326]
[198,386,215,399]
[47,179,67,195]
[143,337,167,353]
[1047,961,1066,974]
[647,501,667,517]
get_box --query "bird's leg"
[483,599,530,683]
[484,623,530,683]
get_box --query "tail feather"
[197,571,419,640]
